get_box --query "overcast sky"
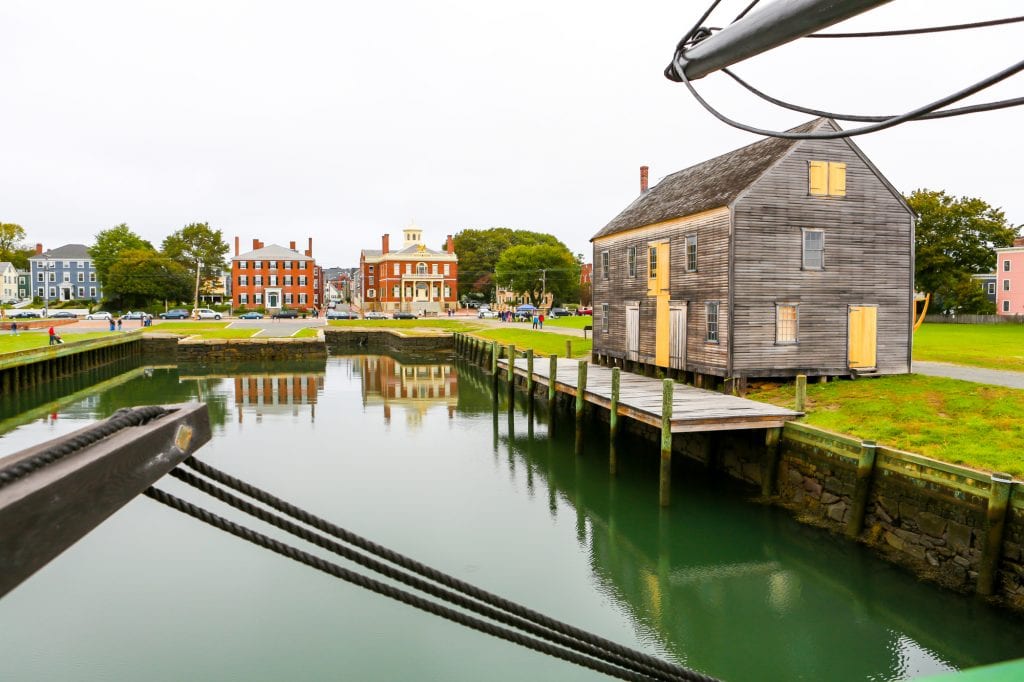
[1,0,1020,268]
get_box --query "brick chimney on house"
[252,239,264,250]
[305,237,313,258]
[290,240,296,251]
[640,165,649,193]
[1015,237,1024,247]
[35,243,43,255]
[382,234,390,255]
[234,236,239,256]
[446,234,454,254]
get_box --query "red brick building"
[231,237,323,312]
[360,225,458,314]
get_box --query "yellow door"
[848,306,877,369]
[650,242,671,367]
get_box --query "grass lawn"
[292,327,320,338]
[914,323,1024,371]
[544,315,593,330]
[746,374,1024,476]
[153,321,230,332]
[471,328,592,358]
[0,332,124,354]
[327,319,481,333]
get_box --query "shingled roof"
[593,118,828,240]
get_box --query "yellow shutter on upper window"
[808,160,827,195]
[828,162,847,196]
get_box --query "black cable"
[0,406,168,489]
[721,67,1024,122]
[807,15,1024,38]
[672,57,1024,139]
[180,456,713,682]
[144,486,672,682]
[167,467,697,682]
[731,0,760,24]
[675,0,723,52]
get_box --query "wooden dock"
[498,357,799,433]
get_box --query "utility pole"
[193,258,202,318]
[539,268,547,310]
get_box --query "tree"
[908,189,1019,313]
[0,222,27,263]
[452,228,563,301]
[90,224,155,285]
[161,222,230,280]
[105,249,192,308]
[495,244,580,307]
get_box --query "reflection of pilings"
[610,367,620,477]
[660,379,673,508]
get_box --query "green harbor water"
[1,355,1022,681]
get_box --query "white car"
[194,308,222,320]
[85,311,112,320]
[365,311,387,320]
[478,309,498,319]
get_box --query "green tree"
[453,228,564,301]
[90,224,155,285]
[161,222,229,280]
[495,244,580,307]
[0,222,27,263]
[105,249,192,308]
[908,189,1018,313]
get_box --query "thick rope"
[144,486,660,682]
[167,468,694,681]
[182,456,715,682]
[0,406,169,490]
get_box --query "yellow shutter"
[828,162,847,197]
[808,160,827,196]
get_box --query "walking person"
[10,321,17,336]
[108,318,115,332]
[539,313,544,329]
[48,325,57,345]
[116,317,123,332]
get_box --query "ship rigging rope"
[0,406,168,490]
[145,481,715,682]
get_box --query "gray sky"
[1,0,1020,268]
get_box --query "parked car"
[549,307,572,318]
[327,310,358,320]
[273,310,299,319]
[121,311,147,320]
[364,311,387,320]
[393,311,417,319]
[194,308,222,320]
[478,309,498,319]
[10,310,40,319]
[238,311,264,320]
[85,311,113,320]
[160,309,191,319]
[49,311,77,319]
[576,307,593,316]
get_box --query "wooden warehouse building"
[590,118,915,387]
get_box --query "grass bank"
[746,374,1024,476]
[0,332,124,354]
[914,323,1024,371]
[543,315,593,330]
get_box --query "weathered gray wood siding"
[592,209,731,373]
[731,132,913,376]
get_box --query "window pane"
[706,302,719,342]
[649,247,657,279]
[777,305,797,343]
[803,231,824,269]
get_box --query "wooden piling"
[548,354,557,403]
[978,472,1014,596]
[761,427,783,496]
[795,374,807,412]
[846,440,877,538]
[609,367,620,476]
[507,344,516,402]
[490,341,498,376]
[575,361,587,455]
[526,349,534,397]
[565,340,572,359]
[659,378,673,507]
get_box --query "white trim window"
[394,263,400,275]
[601,303,609,333]
[299,293,307,305]
[238,261,248,270]
[686,236,697,272]
[77,272,85,282]
[706,302,719,343]
[238,275,248,287]
[255,293,263,305]
[1004,300,1011,313]
[393,286,400,297]
[627,246,637,278]
[89,287,97,297]
[600,250,609,279]
[1004,260,1011,272]
[988,282,996,295]
[775,304,798,344]
[802,229,824,270]
[285,293,293,305]
[366,289,376,299]
[443,264,450,275]
[239,293,249,305]
[1004,279,1011,292]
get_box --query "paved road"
[913,361,1024,390]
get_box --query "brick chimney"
[234,236,239,256]
[35,243,43,255]
[1015,237,1024,247]
[305,237,313,258]
[252,238,260,250]
[382,234,390,255]
[289,240,296,251]
[446,234,454,254]
[640,165,649,193]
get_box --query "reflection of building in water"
[358,355,457,427]
[231,373,324,423]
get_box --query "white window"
[443,264,450,275]
[649,246,658,280]
[48,286,56,298]
[239,261,247,269]
[255,293,263,304]
[394,263,400,275]
[284,275,292,286]
[406,264,412,274]
[393,285,400,297]
[48,272,55,282]
[239,275,248,286]
[89,287,96,297]
[77,272,84,282]
[601,303,609,333]
[1004,260,1011,272]
[254,261,262,270]
[802,229,824,270]
[269,275,278,286]
[62,272,70,282]
[299,261,307,270]
[299,293,307,304]
[776,304,798,344]
[1004,279,1011,292]
[37,286,43,296]
[601,250,609,279]
[432,263,438,275]
[37,272,43,282]
[368,265,374,274]
[686,236,698,272]
[285,293,293,305]
[239,293,249,305]
[78,287,85,297]
[627,246,636,278]
[284,261,292,270]
[366,289,376,299]
[706,302,719,343]
[89,272,96,282]
[444,286,450,297]
[988,282,996,295]
[367,276,374,286]
[298,276,307,286]
[254,275,263,286]
[1004,300,1011,312]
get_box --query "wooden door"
[626,304,639,362]
[848,305,878,369]
[669,303,687,369]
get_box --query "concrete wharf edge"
[498,357,800,433]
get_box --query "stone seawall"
[142,334,327,364]
[324,329,452,355]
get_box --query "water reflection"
[354,355,457,427]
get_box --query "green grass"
[0,332,122,354]
[327,319,481,333]
[914,323,1024,371]
[153,321,230,332]
[746,374,1024,476]
[544,315,593,330]
[292,327,319,338]
[471,328,592,358]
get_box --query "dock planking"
[499,358,800,433]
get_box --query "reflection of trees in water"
[495,410,1023,682]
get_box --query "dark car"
[160,309,191,319]
[327,310,358,320]
[549,307,572,318]
[392,311,417,319]
[273,310,299,319]
[238,311,264,320]
[50,311,77,319]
